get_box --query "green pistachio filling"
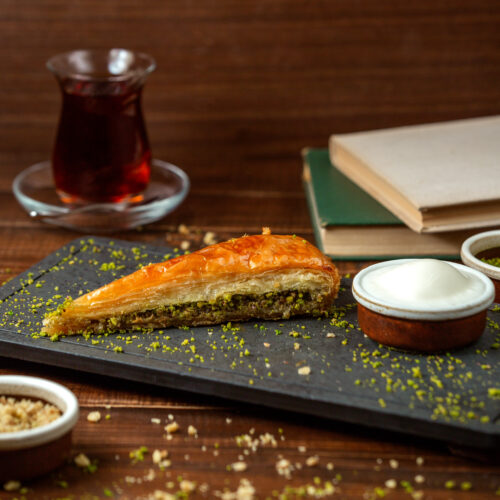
[100,289,329,333]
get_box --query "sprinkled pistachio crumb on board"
[0,237,498,433]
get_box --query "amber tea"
[48,50,156,204]
[53,81,151,203]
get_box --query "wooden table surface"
[1,1,500,498]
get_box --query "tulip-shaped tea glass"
[12,49,189,232]
[47,49,155,204]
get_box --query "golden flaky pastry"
[42,232,340,335]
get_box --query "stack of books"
[303,115,500,259]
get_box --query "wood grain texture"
[0,360,499,500]
[0,0,499,498]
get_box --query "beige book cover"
[329,115,500,233]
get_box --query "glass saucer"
[13,159,190,232]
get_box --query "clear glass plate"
[13,159,190,232]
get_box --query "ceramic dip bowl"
[352,259,495,352]
[0,375,79,480]
[461,229,500,303]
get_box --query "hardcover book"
[302,148,482,260]
[329,115,500,233]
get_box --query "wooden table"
[1,1,500,498]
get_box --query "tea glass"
[47,49,156,204]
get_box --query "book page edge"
[329,136,424,233]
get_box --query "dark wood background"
[1,1,500,498]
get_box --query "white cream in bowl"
[362,259,485,308]
[353,259,495,321]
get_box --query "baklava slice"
[42,232,340,336]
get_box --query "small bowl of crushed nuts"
[0,375,79,480]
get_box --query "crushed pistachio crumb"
[129,446,149,463]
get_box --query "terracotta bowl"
[461,230,500,303]
[0,375,79,480]
[352,260,495,352]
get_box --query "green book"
[302,148,471,260]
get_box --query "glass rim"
[46,48,156,82]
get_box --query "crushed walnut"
[74,453,91,468]
[231,461,248,472]
[153,491,175,500]
[305,455,319,467]
[165,421,180,434]
[385,479,397,489]
[298,366,311,376]
[215,479,255,500]
[152,449,169,465]
[87,411,101,423]
[0,396,61,433]
[3,481,21,492]
[276,458,293,479]
[179,479,196,493]
[203,231,217,246]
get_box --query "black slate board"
[0,237,499,450]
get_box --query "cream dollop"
[361,259,485,308]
